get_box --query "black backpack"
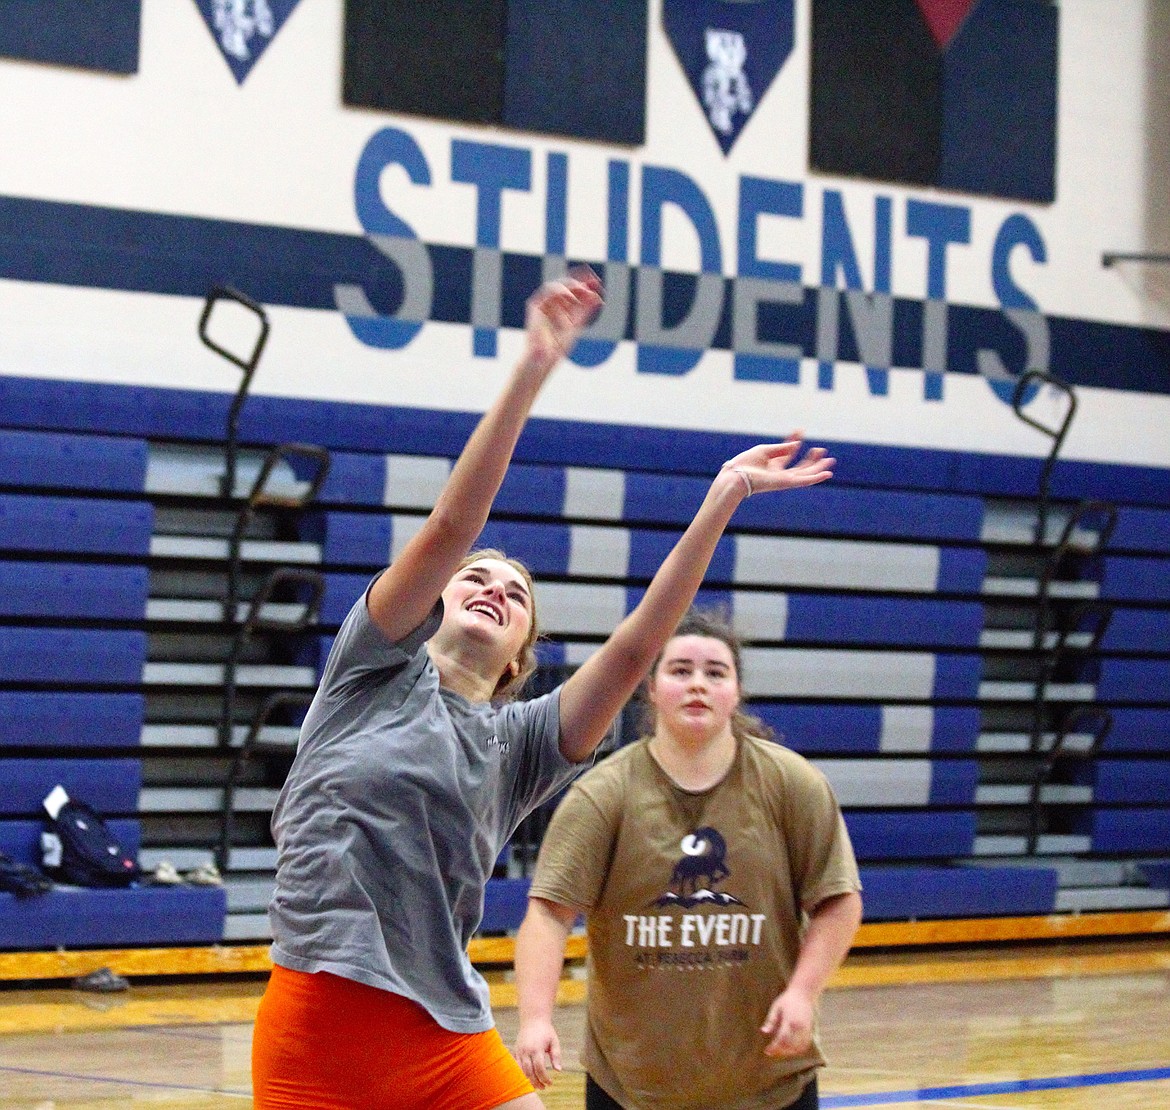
[42,798,141,888]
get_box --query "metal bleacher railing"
[1009,370,1118,866]
[196,286,330,884]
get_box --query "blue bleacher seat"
[0,629,146,684]
[1097,660,1170,703]
[0,693,145,749]
[1100,708,1170,752]
[1138,862,1170,889]
[0,817,140,863]
[1100,609,1170,653]
[755,706,980,753]
[0,562,148,619]
[1092,808,1170,853]
[1090,760,1170,804]
[479,865,1058,929]
[844,812,977,860]
[857,865,1058,920]
[481,877,532,933]
[0,811,224,951]
[1112,506,1170,553]
[1,759,142,816]
[3,374,1168,943]
[0,885,227,949]
[0,429,147,491]
[0,493,153,554]
[495,464,570,516]
[314,451,385,505]
[4,375,1170,509]
[321,574,369,624]
[783,596,983,647]
[1101,555,1170,601]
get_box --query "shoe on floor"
[150,861,182,885]
[72,967,129,993]
[183,862,222,886]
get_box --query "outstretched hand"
[721,433,835,497]
[523,266,604,371]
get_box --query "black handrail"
[216,566,325,752]
[197,286,270,502]
[1011,369,1077,547]
[217,691,314,872]
[223,442,331,625]
[1028,502,1117,753]
[1026,705,1113,853]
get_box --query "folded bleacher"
[1,374,1168,949]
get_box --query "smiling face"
[434,556,535,687]
[647,634,741,744]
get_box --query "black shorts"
[586,1072,819,1110]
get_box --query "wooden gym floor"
[0,937,1167,1108]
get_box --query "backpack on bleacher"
[41,787,140,888]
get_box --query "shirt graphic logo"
[626,824,765,969]
[654,826,744,908]
[193,0,301,85]
[486,734,510,756]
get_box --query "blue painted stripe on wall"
[3,194,1170,398]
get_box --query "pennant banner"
[0,0,141,74]
[193,0,301,85]
[663,0,794,155]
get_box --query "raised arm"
[366,271,602,642]
[557,438,834,762]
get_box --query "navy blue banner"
[192,0,302,85]
[810,0,1058,202]
[504,0,647,145]
[0,0,140,74]
[664,0,794,154]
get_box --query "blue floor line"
[0,1063,250,1097]
[821,1066,1170,1106]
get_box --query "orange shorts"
[252,964,535,1110]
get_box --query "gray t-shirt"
[268,587,588,1032]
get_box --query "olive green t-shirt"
[529,736,861,1110]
